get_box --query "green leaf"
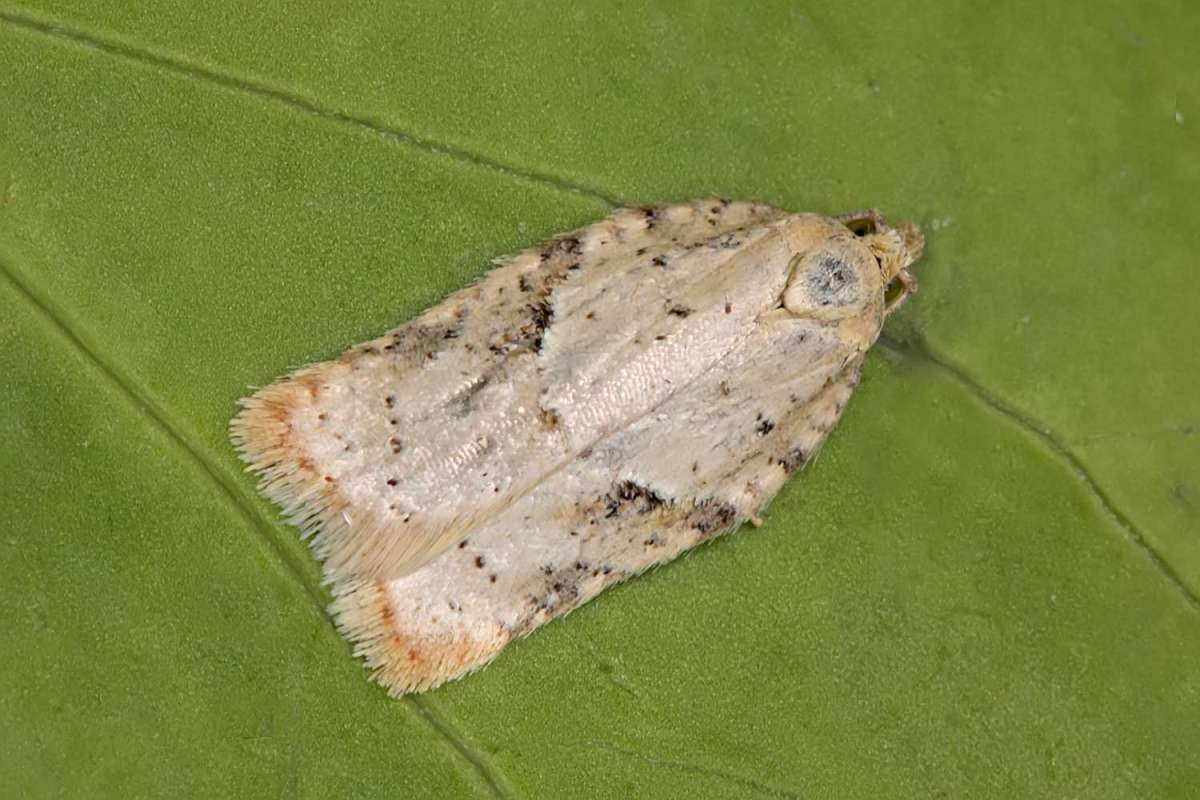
[2,2,1197,797]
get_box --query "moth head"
[782,212,923,320]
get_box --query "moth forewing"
[232,199,922,694]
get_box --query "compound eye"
[782,249,864,316]
[841,213,881,237]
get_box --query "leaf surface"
[2,2,1197,797]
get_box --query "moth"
[232,199,923,695]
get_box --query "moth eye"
[844,217,876,236]
[840,213,881,237]
[782,250,864,315]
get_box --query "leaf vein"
[0,6,622,207]
[0,258,329,608]
[572,740,802,799]
[408,697,513,800]
[1,256,515,800]
[881,334,1200,613]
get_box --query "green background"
[2,2,1197,797]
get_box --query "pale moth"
[232,199,923,695]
